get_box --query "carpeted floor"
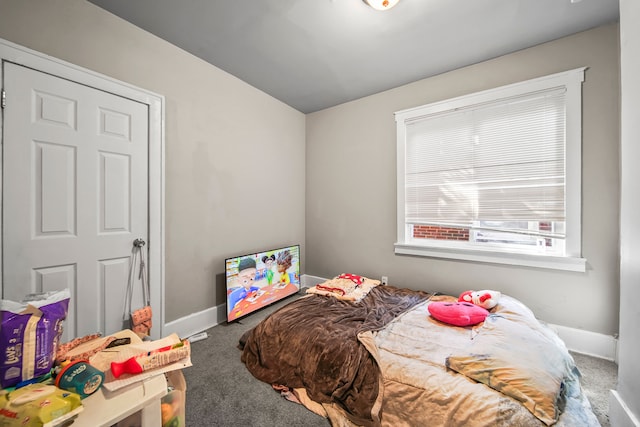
[183,294,618,427]
[570,351,618,427]
[183,294,327,426]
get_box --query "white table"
[69,373,167,427]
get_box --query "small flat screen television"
[225,244,300,322]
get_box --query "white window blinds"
[404,87,566,232]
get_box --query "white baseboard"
[163,274,319,339]
[302,274,328,288]
[163,274,619,362]
[549,323,618,362]
[609,390,640,427]
[163,303,226,339]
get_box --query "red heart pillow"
[428,301,489,326]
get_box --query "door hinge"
[1,89,5,109]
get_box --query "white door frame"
[0,38,165,339]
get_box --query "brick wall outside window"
[413,225,469,241]
[414,222,553,245]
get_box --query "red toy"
[337,273,365,286]
[428,301,489,327]
[458,290,501,310]
[110,340,190,378]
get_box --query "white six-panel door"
[2,61,149,340]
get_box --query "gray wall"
[0,0,306,322]
[306,23,620,336]
[0,1,621,339]
[615,0,640,422]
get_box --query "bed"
[239,276,600,427]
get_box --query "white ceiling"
[88,0,619,114]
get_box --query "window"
[395,68,586,272]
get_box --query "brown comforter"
[240,285,431,426]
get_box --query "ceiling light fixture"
[363,0,400,11]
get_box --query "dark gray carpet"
[570,351,618,427]
[183,294,328,426]
[183,294,617,427]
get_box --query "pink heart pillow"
[428,301,489,326]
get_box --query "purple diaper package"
[0,289,70,388]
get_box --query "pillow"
[427,301,489,326]
[445,296,573,425]
[305,274,380,302]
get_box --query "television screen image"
[226,244,300,322]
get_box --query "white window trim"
[394,68,587,272]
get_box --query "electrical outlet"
[381,276,388,285]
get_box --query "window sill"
[394,242,586,272]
